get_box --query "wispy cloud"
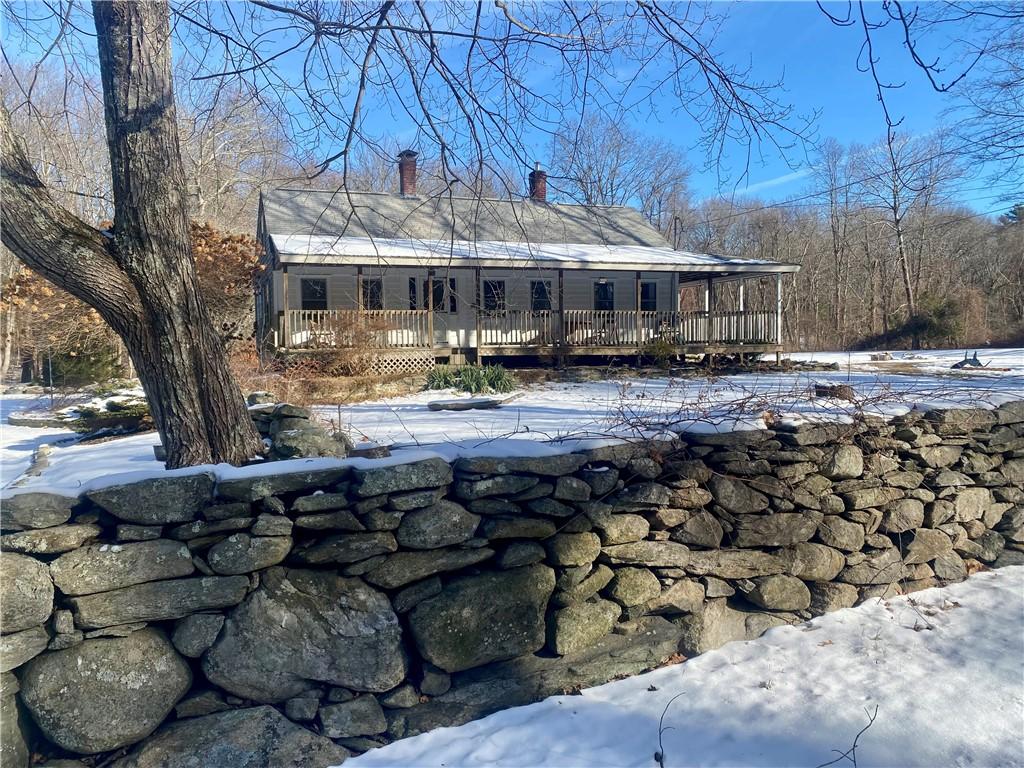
[740,168,811,195]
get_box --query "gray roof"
[260,188,672,247]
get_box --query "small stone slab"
[69,576,249,629]
[427,398,502,412]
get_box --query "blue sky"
[626,2,1008,212]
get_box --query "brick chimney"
[528,162,547,202]
[398,150,418,196]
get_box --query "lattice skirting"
[371,350,436,376]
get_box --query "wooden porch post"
[557,268,566,367]
[474,266,482,363]
[706,276,714,343]
[775,272,783,347]
[280,265,289,348]
[356,265,364,310]
[738,278,745,345]
[427,268,435,350]
[635,270,642,354]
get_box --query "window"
[408,277,418,309]
[421,277,457,313]
[594,281,614,311]
[641,282,657,312]
[361,278,383,310]
[530,280,552,311]
[300,278,328,310]
[483,280,506,312]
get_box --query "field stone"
[495,542,546,570]
[68,575,248,629]
[293,510,363,531]
[816,517,865,552]
[116,525,163,542]
[203,567,406,702]
[284,696,320,721]
[602,541,691,567]
[645,578,705,615]
[320,696,388,739]
[706,475,769,514]
[291,532,397,565]
[175,689,232,718]
[1,684,29,768]
[389,488,445,511]
[0,626,49,672]
[20,629,191,754]
[842,486,904,511]
[952,488,994,522]
[392,577,444,614]
[807,582,859,614]
[49,540,193,596]
[778,542,846,582]
[112,705,349,768]
[737,574,810,611]
[676,598,792,656]
[0,524,103,555]
[547,599,621,655]
[903,528,953,565]
[880,499,925,533]
[731,512,821,548]
[364,548,494,590]
[454,475,539,501]
[974,530,1005,562]
[551,564,615,607]
[907,445,963,468]
[251,514,293,537]
[168,517,252,541]
[379,684,420,709]
[821,445,864,480]
[0,492,75,530]
[419,665,451,696]
[554,477,592,501]
[593,513,650,545]
[396,501,480,549]
[206,534,292,575]
[87,474,214,524]
[839,548,906,585]
[1,552,53,633]
[667,510,724,548]
[408,564,554,673]
[610,482,672,509]
[933,551,968,581]
[545,532,601,567]
[455,454,587,477]
[604,568,661,607]
[682,549,786,579]
[526,498,574,517]
[578,467,620,496]
[480,517,557,540]
[171,613,225,658]
[291,492,350,513]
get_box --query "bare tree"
[551,115,690,229]
[1,1,261,467]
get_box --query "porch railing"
[283,309,432,349]
[282,308,778,350]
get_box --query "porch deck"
[279,308,780,357]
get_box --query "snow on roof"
[268,235,799,273]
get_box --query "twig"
[654,691,686,768]
[815,705,880,768]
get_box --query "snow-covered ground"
[349,567,1024,768]
[2,347,1021,495]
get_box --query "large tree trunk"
[0,1,261,468]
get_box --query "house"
[255,151,799,372]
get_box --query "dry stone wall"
[2,401,1023,767]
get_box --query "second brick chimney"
[528,162,547,202]
[398,150,418,196]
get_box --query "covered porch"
[272,268,786,360]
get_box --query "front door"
[423,277,456,346]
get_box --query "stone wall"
[2,401,1023,767]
